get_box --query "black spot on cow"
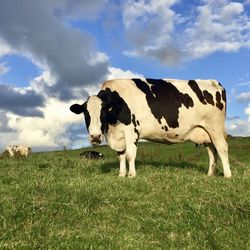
[216,91,224,110]
[188,80,215,107]
[117,150,125,156]
[97,88,132,133]
[218,84,227,111]
[188,80,206,104]
[131,114,140,146]
[134,127,140,146]
[84,109,91,131]
[203,90,214,106]
[132,78,194,128]
[132,114,137,127]
[221,88,227,113]
[161,126,168,131]
[221,88,226,102]
[134,127,139,136]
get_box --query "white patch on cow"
[118,153,126,177]
[86,96,103,143]
[106,123,126,152]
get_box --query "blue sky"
[0,0,250,151]
[1,55,41,86]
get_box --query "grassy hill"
[0,138,249,249]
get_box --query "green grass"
[0,138,249,249]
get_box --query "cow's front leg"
[123,124,140,177]
[117,151,126,177]
[125,144,137,178]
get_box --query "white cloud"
[123,0,177,30]
[245,105,250,117]
[184,0,250,59]
[0,39,12,57]
[107,67,144,79]
[56,0,107,21]
[221,2,244,20]
[236,92,250,103]
[30,70,57,92]
[84,84,102,96]
[122,0,250,64]
[226,104,250,136]
[236,81,250,87]
[0,67,83,151]
[2,97,84,151]
[236,73,250,88]
[122,0,180,64]
[226,117,250,136]
[83,67,144,96]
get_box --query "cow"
[80,151,104,160]
[5,145,31,158]
[70,78,232,178]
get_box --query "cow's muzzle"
[89,134,102,145]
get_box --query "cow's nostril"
[91,134,101,141]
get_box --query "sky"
[0,0,250,151]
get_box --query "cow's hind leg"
[117,151,126,177]
[206,130,231,178]
[206,144,218,176]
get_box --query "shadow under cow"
[100,159,208,175]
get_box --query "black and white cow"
[70,78,231,178]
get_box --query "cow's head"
[70,96,105,145]
[70,88,131,145]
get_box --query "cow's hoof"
[207,171,215,177]
[224,172,232,178]
[118,172,126,177]
[128,172,136,178]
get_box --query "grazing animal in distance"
[70,78,231,178]
[5,145,31,158]
[80,151,104,159]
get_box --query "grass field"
[0,138,249,249]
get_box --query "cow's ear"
[70,103,86,114]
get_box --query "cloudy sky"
[0,0,250,151]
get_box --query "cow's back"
[101,78,225,111]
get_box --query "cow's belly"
[105,125,126,152]
[141,125,211,145]
[142,132,184,144]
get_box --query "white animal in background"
[5,145,32,158]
